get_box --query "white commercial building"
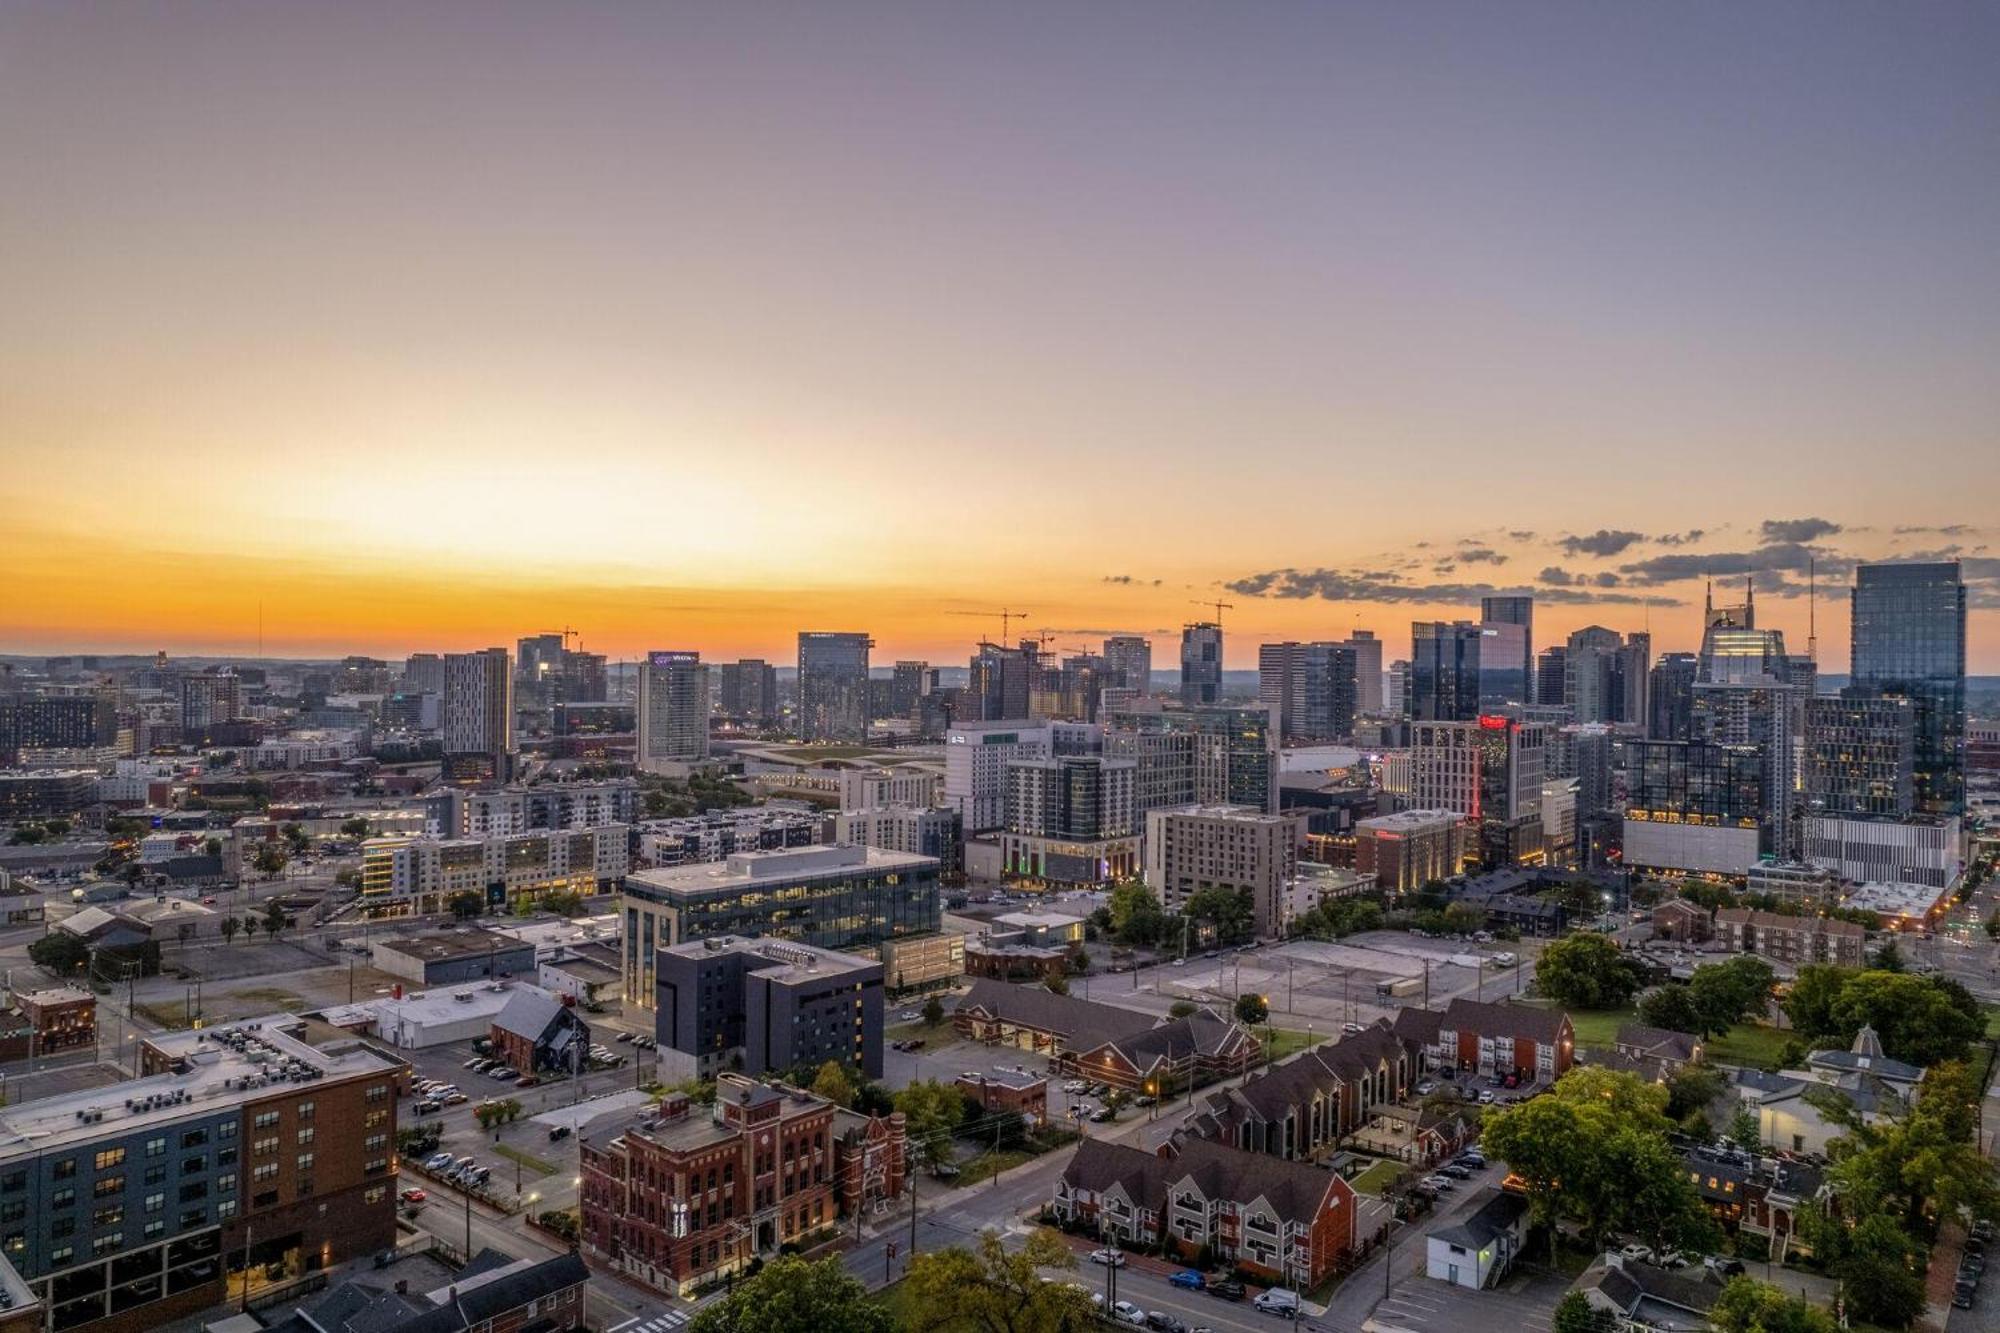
[366,980,563,1048]
[945,721,1054,832]
[1142,803,1302,938]
[1803,814,1962,890]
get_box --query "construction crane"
[541,626,581,650]
[1187,598,1234,625]
[947,607,1030,646]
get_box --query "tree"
[1043,973,1069,996]
[1707,1276,1838,1333]
[1168,1000,1198,1019]
[1825,1214,1927,1328]
[1183,886,1254,945]
[1727,1104,1761,1152]
[811,1060,857,1109]
[1686,956,1774,1037]
[243,915,260,942]
[921,995,946,1027]
[1636,983,1703,1035]
[219,915,241,945]
[690,1255,889,1333]
[1234,993,1269,1026]
[895,1080,971,1168]
[540,891,586,917]
[253,844,288,877]
[262,901,290,940]
[1664,1060,1728,1126]
[340,818,371,837]
[1780,964,1850,1039]
[202,836,223,857]
[1482,1067,1714,1253]
[1834,970,1982,1067]
[448,891,483,920]
[1107,881,1166,946]
[1534,932,1642,1010]
[1065,942,1091,975]
[1870,936,1905,972]
[902,1229,1093,1333]
[1551,1290,1615,1333]
[28,931,90,976]
[1986,909,2000,942]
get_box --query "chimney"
[395,1280,408,1295]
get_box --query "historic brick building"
[579,1076,838,1297]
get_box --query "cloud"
[1559,530,1647,558]
[1539,567,1578,587]
[1101,574,1161,587]
[1654,529,1706,546]
[1760,517,1842,544]
[1616,542,1855,587]
[1456,547,1508,566]
[1222,566,1669,608]
[1506,530,1537,542]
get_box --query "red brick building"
[580,1075,838,1297]
[832,1109,907,1217]
[1054,1137,1357,1289]
[0,985,95,1061]
[956,1071,1049,1130]
[1394,998,1575,1082]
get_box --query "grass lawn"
[1560,1005,1638,1048]
[1703,1022,1793,1071]
[1347,1158,1406,1196]
[886,1020,957,1047]
[957,1149,1033,1187]
[1261,1027,1326,1063]
[1984,1005,2000,1040]
[493,1144,558,1178]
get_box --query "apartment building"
[1393,998,1575,1081]
[1142,804,1301,938]
[358,827,628,917]
[0,1018,401,1333]
[654,937,883,1081]
[1714,909,1867,969]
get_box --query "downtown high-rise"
[1849,561,1967,816]
[637,650,710,770]
[442,648,514,781]
[796,631,873,742]
[1179,622,1223,705]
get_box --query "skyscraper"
[796,632,873,742]
[1564,626,1648,725]
[1480,596,1535,704]
[1648,652,1698,741]
[967,641,1034,721]
[178,669,240,730]
[1257,642,1358,742]
[1535,647,1568,714]
[1692,581,1798,854]
[890,660,929,719]
[1408,717,1546,869]
[442,648,514,781]
[1408,622,1483,721]
[1179,622,1223,705]
[1103,635,1153,694]
[1804,689,1915,819]
[716,659,779,727]
[1850,561,1967,817]
[1343,630,1385,714]
[637,650,710,770]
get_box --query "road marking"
[624,1313,690,1333]
[604,1319,641,1332]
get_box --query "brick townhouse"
[1394,998,1575,1081]
[1713,909,1866,969]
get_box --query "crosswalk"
[607,1310,689,1333]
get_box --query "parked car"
[1207,1280,1245,1301]
[1438,1165,1472,1180]
[1252,1289,1300,1315]
[1618,1244,1653,1263]
[1089,1248,1127,1267]
[1168,1270,1206,1290]
[1962,1251,1987,1276]
[1422,1176,1454,1192]
[1477,1090,1496,1105]
[424,1152,454,1170]
[414,1099,440,1115]
[1703,1256,1745,1278]
[1973,1219,1995,1242]
[1145,1314,1187,1333]
[548,1125,573,1142]
[1111,1302,1147,1326]
[615,1031,635,1043]
[399,1188,427,1204]
[1455,1152,1486,1169]
[1090,1108,1114,1123]
[1954,1281,1976,1309]
[899,1010,921,1021]
[1414,1081,1436,1096]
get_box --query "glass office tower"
[1849,561,1966,816]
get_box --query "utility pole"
[240,1222,254,1312]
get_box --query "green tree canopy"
[1534,932,1643,1010]
[28,931,90,976]
[901,1229,1092,1333]
[1234,993,1269,1026]
[1182,886,1254,944]
[1686,956,1775,1037]
[690,1256,889,1333]
[921,995,946,1027]
[1707,1276,1838,1333]
[895,1079,971,1168]
[810,1060,857,1109]
[1636,983,1703,1035]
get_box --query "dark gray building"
[368,928,538,987]
[655,936,883,1081]
[1409,621,1483,722]
[1850,560,1966,817]
[1648,653,1698,741]
[796,633,873,742]
[1804,689,1916,819]
[1480,597,1535,705]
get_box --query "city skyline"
[4,4,1998,666]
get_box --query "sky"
[3,2,1998,670]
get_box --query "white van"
[1253,1288,1300,1315]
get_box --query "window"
[218,1121,237,1139]
[178,1183,206,1203]
[365,1135,387,1153]
[143,1165,166,1187]
[0,1202,22,1224]
[94,1148,126,1170]
[93,1233,123,1255]
[179,1208,205,1229]
[216,1200,237,1221]
[0,1171,22,1194]
[253,1111,280,1131]
[51,1218,74,1239]
[52,1187,75,1209]
[295,1153,315,1173]
[366,1084,389,1103]
[143,1220,165,1239]
[296,1127,315,1146]
[365,1158,388,1176]
[144,1193,164,1214]
[364,1186,387,1205]
[182,1155,206,1175]
[217,1173,236,1194]
[297,1101,316,1121]
[252,1164,279,1184]
[2,1234,19,1256]
[181,1129,209,1149]
[145,1137,166,1158]
[217,1147,237,1167]
[253,1137,279,1157]
[52,1158,76,1180]
[51,1244,73,1266]
[365,1110,388,1129]
[93,1175,124,1198]
[92,1205,123,1228]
